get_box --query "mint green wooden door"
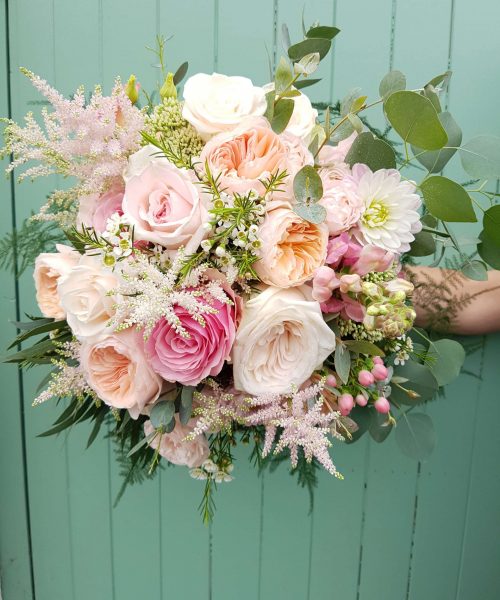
[1,0,499,598]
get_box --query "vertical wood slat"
[0,0,34,598]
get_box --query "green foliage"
[345,131,397,171]
[271,98,295,133]
[420,176,476,223]
[408,231,436,257]
[395,412,436,461]
[0,217,64,277]
[390,360,439,405]
[461,260,488,281]
[292,165,326,224]
[412,111,462,172]
[150,400,176,430]
[478,231,500,269]
[384,90,448,150]
[379,70,406,100]
[460,134,500,179]
[482,205,500,246]
[288,38,331,62]
[180,385,195,424]
[426,339,466,386]
[369,411,393,443]
[334,343,351,384]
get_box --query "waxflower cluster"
[5,24,479,520]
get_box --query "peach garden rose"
[144,417,209,468]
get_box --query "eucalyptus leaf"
[340,88,362,116]
[306,25,340,40]
[264,89,275,121]
[478,230,500,269]
[281,23,291,51]
[275,56,294,94]
[150,400,175,429]
[345,132,397,171]
[420,176,476,223]
[346,405,371,442]
[408,231,436,257]
[461,259,488,281]
[390,360,438,405]
[423,86,441,113]
[127,431,156,458]
[369,411,393,443]
[180,385,195,425]
[384,90,448,150]
[173,61,188,85]
[288,38,331,62]
[294,52,320,76]
[427,339,465,386]
[334,344,351,384]
[460,135,500,179]
[293,202,327,224]
[482,205,500,246]
[344,340,385,356]
[293,165,323,202]
[379,70,406,100]
[271,98,294,134]
[294,78,322,90]
[412,111,462,173]
[395,413,436,461]
[330,119,355,142]
[425,70,452,91]
[347,113,364,133]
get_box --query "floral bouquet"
[2,21,500,521]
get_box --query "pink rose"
[78,185,124,233]
[199,117,290,196]
[255,200,328,287]
[122,161,208,253]
[144,416,209,468]
[146,285,238,386]
[319,179,364,236]
[317,133,357,167]
[80,328,163,418]
[33,245,80,319]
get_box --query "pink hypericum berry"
[373,356,384,366]
[338,393,355,416]
[326,374,337,388]
[374,396,391,413]
[355,393,368,407]
[358,369,375,386]
[372,363,389,381]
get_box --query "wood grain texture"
[0,1,499,599]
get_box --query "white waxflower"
[349,164,422,253]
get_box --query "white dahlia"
[348,164,422,253]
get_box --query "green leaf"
[379,70,406,100]
[180,385,195,425]
[293,165,323,202]
[420,176,476,223]
[294,52,320,76]
[343,340,385,356]
[281,23,291,51]
[340,88,362,116]
[369,411,393,443]
[87,410,107,448]
[412,112,462,173]
[275,56,294,94]
[427,339,465,386]
[423,86,441,113]
[425,70,452,91]
[334,344,351,384]
[288,38,331,62]
[173,61,188,85]
[408,231,436,257]
[8,318,67,350]
[460,135,500,179]
[150,400,175,429]
[478,230,500,269]
[293,203,327,224]
[347,113,364,133]
[126,431,156,458]
[345,132,397,171]
[390,360,439,405]
[395,413,436,461]
[264,89,275,122]
[306,25,340,40]
[483,205,500,247]
[384,90,448,150]
[461,259,488,281]
[294,78,322,90]
[330,119,355,143]
[271,98,294,134]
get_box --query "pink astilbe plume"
[1,68,144,195]
[246,382,343,477]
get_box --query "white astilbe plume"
[246,381,343,477]
[1,69,145,198]
[111,253,232,339]
[187,380,249,439]
[33,340,95,406]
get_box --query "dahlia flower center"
[362,199,389,227]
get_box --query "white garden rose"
[122,144,168,183]
[182,73,267,141]
[232,285,336,395]
[58,254,118,339]
[263,84,318,143]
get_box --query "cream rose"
[122,144,168,183]
[80,329,163,418]
[182,72,267,141]
[319,180,364,236]
[58,254,118,339]
[122,161,208,253]
[255,200,328,287]
[232,285,336,395]
[33,245,80,319]
[144,417,209,468]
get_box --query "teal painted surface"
[0,0,499,598]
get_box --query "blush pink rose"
[317,133,357,167]
[144,416,209,468]
[122,161,208,253]
[199,117,290,195]
[80,328,163,418]
[255,200,328,287]
[146,286,238,386]
[33,244,80,319]
[319,179,364,236]
[77,185,124,233]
